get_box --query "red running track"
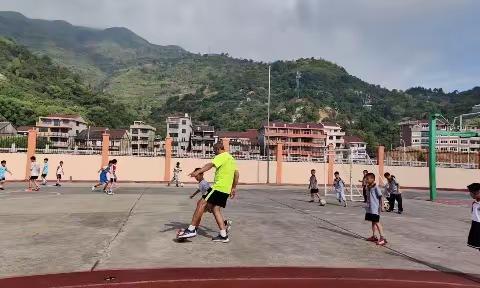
[1,267,479,288]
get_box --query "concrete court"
[0,183,477,280]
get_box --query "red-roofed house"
[216,129,260,156]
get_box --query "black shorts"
[310,188,319,194]
[0,177,5,181]
[30,176,38,180]
[203,189,229,208]
[41,174,47,178]
[365,213,380,223]
[56,174,62,180]
[468,221,480,249]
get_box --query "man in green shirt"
[177,141,239,243]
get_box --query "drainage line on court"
[264,196,480,285]
[90,189,146,272]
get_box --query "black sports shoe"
[212,234,229,243]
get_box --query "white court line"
[49,276,479,288]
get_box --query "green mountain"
[0,11,478,151]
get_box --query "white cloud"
[0,0,478,91]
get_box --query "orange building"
[259,122,327,157]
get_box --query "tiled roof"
[344,135,365,143]
[77,128,129,140]
[16,126,34,132]
[216,129,258,140]
[46,114,82,119]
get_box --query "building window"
[449,140,457,144]
[76,122,79,126]
[169,124,179,129]
[440,140,448,144]
[461,140,468,144]
[182,129,186,133]
[329,136,333,140]
[450,147,457,152]
[440,147,448,152]
[181,120,187,125]
[461,148,469,152]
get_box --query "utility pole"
[266,65,271,183]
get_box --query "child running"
[28,156,41,191]
[467,183,480,251]
[308,169,321,203]
[0,160,13,190]
[168,162,182,187]
[189,167,232,232]
[333,171,347,207]
[55,161,64,187]
[92,161,113,195]
[364,172,387,246]
[41,158,49,185]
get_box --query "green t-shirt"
[211,152,237,194]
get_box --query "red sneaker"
[377,237,387,246]
[366,236,378,242]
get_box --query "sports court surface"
[0,183,478,287]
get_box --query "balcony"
[38,132,70,138]
[265,131,325,138]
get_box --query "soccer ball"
[319,199,327,206]
[180,183,184,187]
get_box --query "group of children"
[307,169,400,246]
[0,157,64,191]
[92,159,118,195]
[28,156,64,191]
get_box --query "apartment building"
[166,114,192,154]
[399,120,479,153]
[36,114,87,148]
[321,122,345,148]
[400,119,448,149]
[130,121,156,151]
[216,129,260,156]
[258,122,327,157]
[191,124,215,155]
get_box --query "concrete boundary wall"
[0,152,478,189]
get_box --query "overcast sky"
[1,0,479,91]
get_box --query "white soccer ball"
[180,183,184,187]
[319,199,327,206]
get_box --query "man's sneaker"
[366,236,378,242]
[107,190,114,195]
[224,220,233,233]
[177,228,197,239]
[212,234,230,243]
[398,211,403,215]
[377,237,387,246]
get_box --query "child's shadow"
[160,221,217,239]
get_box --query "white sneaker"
[91,186,95,191]
[107,190,114,195]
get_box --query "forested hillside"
[0,11,478,151]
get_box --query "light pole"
[266,65,271,184]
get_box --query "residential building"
[0,122,17,136]
[258,122,327,157]
[191,124,215,155]
[36,114,87,148]
[399,119,479,153]
[320,122,345,148]
[166,114,192,154]
[344,136,368,160]
[400,120,448,149]
[216,129,260,156]
[130,121,156,151]
[76,128,130,152]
